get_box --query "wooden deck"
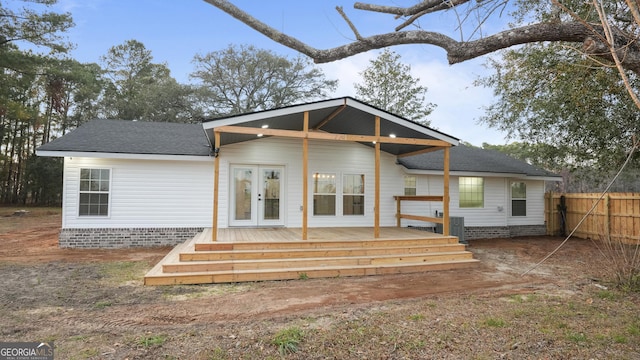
[144,227,479,285]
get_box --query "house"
[37,97,560,249]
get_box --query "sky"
[38,0,510,146]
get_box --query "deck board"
[145,227,478,285]
[209,227,444,243]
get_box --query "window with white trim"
[79,168,110,216]
[459,177,484,208]
[404,175,417,196]
[343,174,365,215]
[313,173,336,215]
[511,182,527,216]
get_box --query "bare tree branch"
[354,0,457,16]
[336,6,364,41]
[203,0,640,74]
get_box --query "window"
[459,177,484,208]
[343,174,365,215]
[79,168,110,216]
[404,175,416,196]
[511,182,527,216]
[313,173,335,215]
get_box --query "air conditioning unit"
[435,215,466,244]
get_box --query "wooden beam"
[212,131,221,242]
[214,125,450,147]
[393,195,444,202]
[398,214,444,224]
[443,146,450,236]
[396,146,447,158]
[374,116,381,238]
[312,102,347,130]
[302,111,309,240]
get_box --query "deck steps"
[144,229,479,285]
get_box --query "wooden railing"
[393,195,448,235]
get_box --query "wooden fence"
[545,192,640,243]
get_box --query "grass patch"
[272,327,303,355]
[136,334,167,348]
[298,272,309,280]
[484,317,506,328]
[596,290,618,300]
[77,348,100,358]
[100,261,149,284]
[94,301,112,309]
[566,331,588,343]
[409,314,425,321]
[613,334,628,344]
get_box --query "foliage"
[190,44,338,117]
[272,326,303,355]
[354,49,434,125]
[478,42,640,177]
[0,0,74,57]
[99,39,196,122]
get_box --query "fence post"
[604,193,611,239]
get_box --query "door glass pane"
[263,169,280,220]
[234,169,252,221]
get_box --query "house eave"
[402,167,562,181]
[36,150,211,162]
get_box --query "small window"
[404,175,416,196]
[313,173,336,215]
[343,174,365,215]
[79,168,110,216]
[511,182,527,216]
[459,177,484,208]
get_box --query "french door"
[230,165,284,226]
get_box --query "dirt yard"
[0,207,638,359]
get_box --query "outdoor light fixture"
[389,134,396,138]
[261,124,269,129]
[257,134,264,137]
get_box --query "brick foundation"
[465,225,547,240]
[59,227,204,248]
[412,224,547,241]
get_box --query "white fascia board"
[402,167,562,181]
[345,98,459,145]
[202,98,348,130]
[403,168,526,178]
[36,150,212,162]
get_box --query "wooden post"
[396,197,401,227]
[212,131,221,242]
[605,193,611,239]
[374,116,381,238]
[443,146,450,236]
[302,111,309,240]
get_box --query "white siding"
[399,175,547,227]
[219,137,404,228]
[63,157,214,228]
[507,179,546,226]
[61,140,548,230]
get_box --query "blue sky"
[44,0,509,146]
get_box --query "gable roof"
[202,97,459,156]
[399,145,561,179]
[37,119,210,157]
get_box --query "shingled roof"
[398,145,560,178]
[37,119,559,179]
[37,119,211,156]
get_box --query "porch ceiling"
[202,97,459,156]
